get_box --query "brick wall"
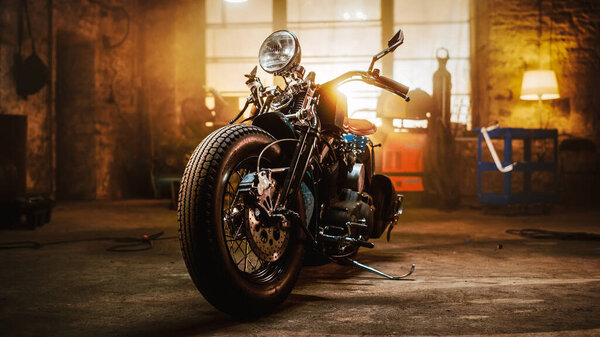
[1,0,597,202]
[472,0,600,142]
[0,0,204,199]
[468,0,600,205]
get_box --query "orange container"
[382,132,426,192]
[388,176,424,192]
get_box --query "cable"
[506,228,600,241]
[0,231,178,252]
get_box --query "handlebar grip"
[377,75,409,96]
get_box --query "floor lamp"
[520,70,560,128]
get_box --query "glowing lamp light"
[520,70,560,100]
[224,0,247,3]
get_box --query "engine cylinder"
[343,163,365,193]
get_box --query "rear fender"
[368,174,401,238]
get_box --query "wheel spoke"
[243,241,249,272]
[221,163,279,278]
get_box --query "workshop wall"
[1,0,53,195]
[473,0,600,143]
[2,0,597,203]
[0,0,204,199]
[469,0,600,205]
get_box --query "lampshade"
[520,70,560,100]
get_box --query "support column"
[470,0,488,128]
[380,0,394,77]
[273,0,286,31]
[273,0,287,87]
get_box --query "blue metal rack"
[476,127,558,205]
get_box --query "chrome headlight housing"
[258,30,301,74]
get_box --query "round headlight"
[258,30,301,74]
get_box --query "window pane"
[394,0,469,23]
[394,59,470,95]
[206,0,272,24]
[292,24,381,57]
[206,27,273,58]
[394,23,470,59]
[288,0,380,22]
[207,63,274,94]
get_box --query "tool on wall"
[12,0,49,99]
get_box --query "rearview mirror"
[368,29,405,74]
[387,29,404,51]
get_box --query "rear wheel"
[178,125,305,316]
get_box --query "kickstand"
[340,257,415,280]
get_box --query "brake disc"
[245,208,290,262]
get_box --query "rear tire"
[178,124,305,317]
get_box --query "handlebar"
[323,71,410,102]
[376,75,409,96]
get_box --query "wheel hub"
[245,208,290,262]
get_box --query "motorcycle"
[178,29,414,316]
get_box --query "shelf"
[476,127,558,206]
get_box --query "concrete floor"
[0,200,599,337]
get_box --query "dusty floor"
[0,200,599,337]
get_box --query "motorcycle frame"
[244,73,403,248]
[232,30,410,250]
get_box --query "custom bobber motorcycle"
[178,29,414,316]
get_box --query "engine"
[316,134,376,256]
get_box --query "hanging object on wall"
[12,0,49,99]
[88,0,130,49]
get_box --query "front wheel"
[178,125,305,316]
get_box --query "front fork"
[275,127,318,210]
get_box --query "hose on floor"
[0,231,178,252]
[506,229,600,241]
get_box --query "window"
[287,0,382,124]
[205,0,470,125]
[205,0,274,98]
[394,0,470,125]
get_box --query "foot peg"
[341,257,415,280]
[319,232,374,248]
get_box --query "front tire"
[178,124,305,316]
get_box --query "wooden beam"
[273,0,287,87]
[381,0,394,77]
[273,0,286,31]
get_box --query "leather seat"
[343,117,377,136]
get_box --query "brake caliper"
[238,169,276,216]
